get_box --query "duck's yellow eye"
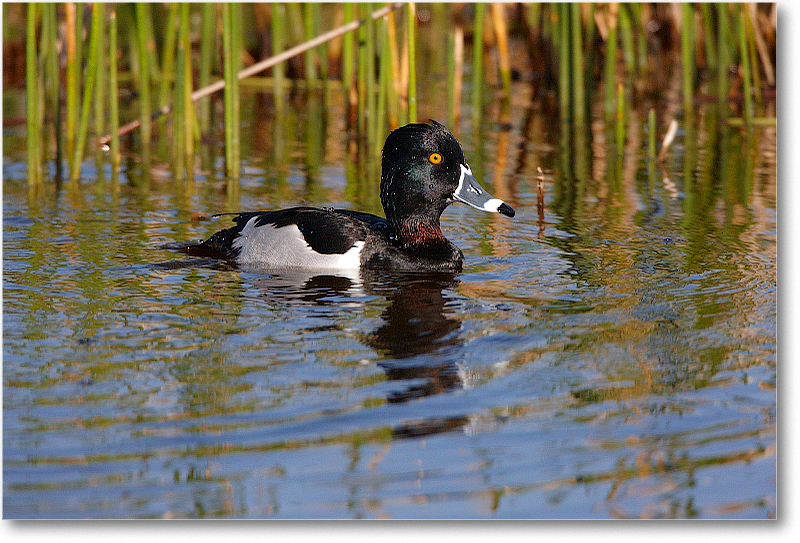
[429,153,442,164]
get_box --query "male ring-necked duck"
[184,120,514,273]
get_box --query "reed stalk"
[93,4,105,149]
[715,4,731,106]
[583,3,597,100]
[406,2,417,122]
[43,2,63,181]
[71,2,102,182]
[558,4,570,119]
[647,108,656,179]
[472,3,485,123]
[619,4,635,80]
[603,3,619,116]
[632,3,647,76]
[748,3,775,86]
[452,26,464,128]
[366,3,377,144]
[447,31,455,127]
[174,4,188,178]
[738,6,753,124]
[65,3,77,164]
[491,3,512,98]
[26,3,42,185]
[743,6,762,106]
[317,4,329,88]
[570,3,585,125]
[182,3,195,167]
[222,3,240,179]
[385,10,400,129]
[357,3,368,135]
[700,3,717,74]
[377,15,389,149]
[342,3,356,126]
[158,4,179,118]
[615,83,625,153]
[680,3,695,111]
[135,3,152,146]
[304,3,318,85]
[109,9,120,174]
[199,3,215,131]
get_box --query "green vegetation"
[9,3,776,188]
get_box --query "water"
[2,85,776,519]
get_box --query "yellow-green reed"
[199,3,216,132]
[615,83,625,153]
[342,3,355,125]
[135,3,152,146]
[700,3,717,74]
[603,4,619,116]
[737,6,753,124]
[557,4,570,118]
[385,11,401,130]
[222,3,241,180]
[406,3,416,122]
[93,4,105,151]
[367,3,378,145]
[43,2,63,181]
[681,3,695,111]
[472,3,485,124]
[12,2,778,193]
[619,4,636,80]
[65,3,77,165]
[447,30,456,127]
[743,6,762,107]
[70,3,102,182]
[304,3,318,84]
[491,3,512,100]
[157,4,179,124]
[387,9,405,126]
[357,3,368,136]
[715,4,732,104]
[109,9,120,174]
[26,3,42,185]
[173,2,194,180]
[377,14,390,149]
[571,3,586,126]
[647,108,656,184]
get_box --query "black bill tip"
[498,202,515,217]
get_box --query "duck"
[183,120,515,273]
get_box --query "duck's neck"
[396,218,447,247]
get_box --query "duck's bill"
[452,164,515,217]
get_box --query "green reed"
[199,3,216,132]
[406,3,417,122]
[738,5,753,124]
[681,3,696,111]
[42,3,63,181]
[71,2,101,182]
[471,3,485,124]
[15,3,777,190]
[26,3,41,185]
[109,8,120,174]
[135,3,152,147]
[222,3,240,180]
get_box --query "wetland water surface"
[3,86,776,518]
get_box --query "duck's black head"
[380,121,514,243]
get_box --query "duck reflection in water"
[154,255,473,438]
[241,268,471,439]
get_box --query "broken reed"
[21,3,775,187]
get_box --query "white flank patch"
[232,218,364,269]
